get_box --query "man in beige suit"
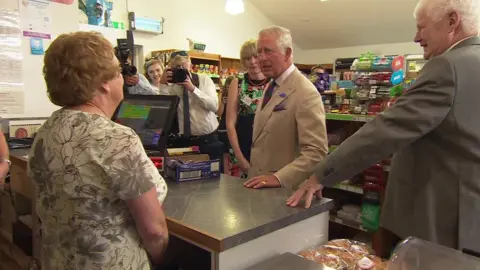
[288,0,480,255]
[244,26,328,189]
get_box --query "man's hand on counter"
[244,174,281,189]
[286,176,323,208]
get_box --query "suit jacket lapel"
[252,69,300,144]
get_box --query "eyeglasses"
[171,50,188,58]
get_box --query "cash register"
[112,94,180,171]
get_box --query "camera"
[170,67,189,83]
[115,38,137,77]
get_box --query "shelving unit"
[322,53,408,254]
[330,214,367,232]
[326,113,375,122]
[405,54,427,80]
[295,63,334,74]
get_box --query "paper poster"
[0,9,23,85]
[0,90,25,114]
[30,38,44,55]
[52,0,74,5]
[19,0,52,39]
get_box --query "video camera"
[116,38,137,77]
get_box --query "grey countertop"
[9,150,334,253]
[162,174,334,252]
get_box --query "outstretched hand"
[286,175,323,208]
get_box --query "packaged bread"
[316,244,357,266]
[326,239,374,256]
[354,255,386,270]
[314,253,348,269]
[298,239,385,270]
[298,249,318,261]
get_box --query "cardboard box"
[166,154,220,182]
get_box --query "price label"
[352,116,366,122]
[241,95,252,106]
[369,80,377,85]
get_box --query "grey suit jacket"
[314,37,480,252]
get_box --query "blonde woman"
[144,58,164,92]
[226,40,268,177]
[29,31,168,269]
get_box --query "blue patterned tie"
[183,87,191,137]
[262,80,276,109]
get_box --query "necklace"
[84,102,109,118]
[247,75,268,86]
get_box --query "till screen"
[115,100,171,147]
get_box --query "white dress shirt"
[159,73,219,136]
[128,74,159,95]
[274,64,296,86]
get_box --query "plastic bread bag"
[387,237,480,270]
[298,239,386,269]
[296,231,326,261]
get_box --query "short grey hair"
[259,26,293,55]
[414,0,480,32]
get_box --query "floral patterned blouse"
[28,109,167,270]
[238,74,269,116]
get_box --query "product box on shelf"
[165,154,220,182]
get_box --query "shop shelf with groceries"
[331,181,364,195]
[330,214,368,232]
[326,113,376,122]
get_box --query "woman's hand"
[124,75,139,86]
[237,156,251,172]
[0,162,9,187]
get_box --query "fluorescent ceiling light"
[225,0,244,15]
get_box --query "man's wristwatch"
[0,159,11,167]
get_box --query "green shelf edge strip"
[326,113,375,122]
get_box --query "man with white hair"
[287,0,480,255]
[244,26,328,189]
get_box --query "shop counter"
[162,174,334,270]
[7,150,334,270]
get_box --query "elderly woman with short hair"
[28,31,168,269]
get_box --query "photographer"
[114,46,158,95]
[159,51,221,156]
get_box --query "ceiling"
[249,0,419,50]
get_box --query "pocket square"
[273,104,286,111]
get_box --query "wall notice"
[19,0,52,39]
[0,9,24,115]
[0,91,25,114]
[0,9,23,84]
